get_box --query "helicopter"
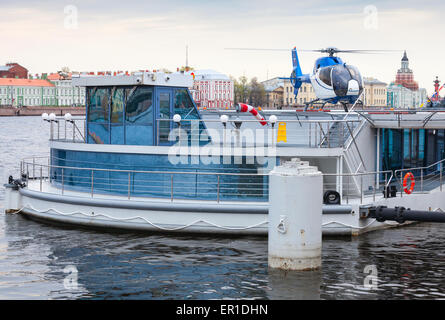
[227,47,396,112]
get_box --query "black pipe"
[369,206,445,223]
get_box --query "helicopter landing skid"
[303,99,328,111]
[339,99,364,112]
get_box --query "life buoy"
[403,172,415,194]
[237,103,267,126]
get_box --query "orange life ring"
[403,172,415,194]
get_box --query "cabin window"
[125,87,154,145]
[319,67,332,86]
[110,87,125,144]
[125,87,153,124]
[88,88,109,123]
[174,89,199,119]
[111,87,124,123]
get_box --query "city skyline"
[1,0,444,95]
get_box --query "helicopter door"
[332,65,350,97]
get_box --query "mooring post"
[268,158,323,271]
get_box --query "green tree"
[233,76,250,105]
[248,77,266,107]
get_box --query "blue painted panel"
[111,125,124,145]
[125,125,153,145]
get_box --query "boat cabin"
[73,72,205,146]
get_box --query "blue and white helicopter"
[228,47,392,111]
[288,47,364,111]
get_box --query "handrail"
[394,157,445,174]
[21,156,396,204]
[22,160,269,177]
[156,118,362,124]
[393,158,445,195]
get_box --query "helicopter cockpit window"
[319,67,333,86]
[346,65,363,86]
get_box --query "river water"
[1,116,445,300]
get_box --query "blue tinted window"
[88,88,110,122]
[125,87,153,124]
[174,89,198,119]
[111,87,124,123]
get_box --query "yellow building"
[266,76,387,109]
[262,77,284,109]
[265,86,284,109]
[363,77,387,108]
[283,81,317,107]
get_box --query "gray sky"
[1,0,444,94]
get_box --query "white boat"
[5,71,445,235]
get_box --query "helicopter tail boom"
[290,47,307,96]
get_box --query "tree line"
[231,76,266,107]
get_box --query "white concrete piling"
[268,158,323,271]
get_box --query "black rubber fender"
[323,190,341,205]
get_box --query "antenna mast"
[186,45,189,68]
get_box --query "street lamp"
[269,115,278,146]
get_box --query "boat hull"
[9,185,398,236]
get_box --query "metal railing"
[323,170,393,204]
[48,116,85,142]
[156,118,362,148]
[394,158,445,196]
[21,156,395,205]
[21,158,269,203]
[46,115,363,150]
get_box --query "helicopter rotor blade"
[224,48,320,52]
[334,49,402,54]
[224,47,402,55]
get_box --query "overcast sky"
[1,0,444,94]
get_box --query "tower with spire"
[394,50,419,91]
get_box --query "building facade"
[363,77,387,107]
[0,78,56,107]
[0,75,85,107]
[262,77,284,109]
[0,63,28,79]
[189,69,234,109]
[387,83,427,109]
[263,75,388,109]
[283,81,317,107]
[47,73,86,106]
